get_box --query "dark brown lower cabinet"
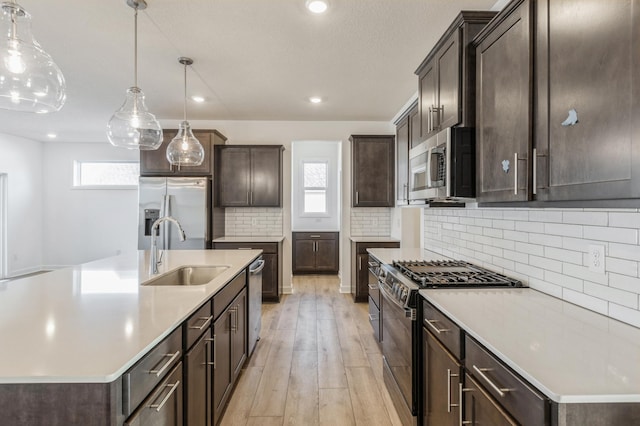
[213,288,247,424]
[292,232,339,274]
[125,363,183,426]
[423,329,462,426]
[185,331,212,426]
[462,373,518,425]
[351,241,400,302]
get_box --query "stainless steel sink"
[143,265,229,286]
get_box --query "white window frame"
[300,159,330,218]
[72,160,139,190]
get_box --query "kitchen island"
[0,249,261,425]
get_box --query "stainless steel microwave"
[408,127,475,202]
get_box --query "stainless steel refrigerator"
[138,177,211,250]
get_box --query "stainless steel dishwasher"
[248,256,264,356]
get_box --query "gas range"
[376,259,523,310]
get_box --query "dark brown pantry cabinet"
[292,232,339,274]
[474,0,532,203]
[351,135,395,207]
[140,130,227,176]
[415,11,497,141]
[215,145,284,207]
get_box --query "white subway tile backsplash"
[225,207,283,236]
[422,207,640,328]
[351,207,392,237]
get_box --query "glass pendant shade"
[0,1,66,113]
[107,86,163,150]
[166,120,204,166]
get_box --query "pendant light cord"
[133,7,138,88]
[183,63,188,122]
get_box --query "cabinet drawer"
[184,300,213,351]
[368,296,381,342]
[423,300,462,359]
[123,327,183,417]
[125,362,183,426]
[213,270,246,319]
[213,242,277,254]
[465,335,547,426]
[293,232,338,240]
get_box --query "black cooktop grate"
[392,260,522,288]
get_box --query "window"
[303,161,328,214]
[73,161,139,188]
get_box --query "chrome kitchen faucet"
[150,216,186,274]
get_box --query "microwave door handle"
[426,147,433,188]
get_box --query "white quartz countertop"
[420,288,640,403]
[213,236,284,243]
[0,249,261,384]
[367,247,446,264]
[350,236,401,243]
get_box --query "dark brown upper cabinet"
[475,0,640,204]
[351,135,395,207]
[395,101,420,205]
[474,0,532,203]
[214,145,284,207]
[415,11,497,141]
[140,130,227,176]
[534,0,640,202]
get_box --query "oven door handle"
[378,281,414,318]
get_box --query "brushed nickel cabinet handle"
[472,365,510,397]
[368,314,378,321]
[533,148,537,195]
[447,369,460,413]
[514,152,518,195]
[310,235,321,238]
[368,283,378,290]
[206,335,216,369]
[203,340,215,366]
[188,315,213,330]
[149,381,180,412]
[355,191,359,205]
[149,351,180,377]
[425,319,449,334]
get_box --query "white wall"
[291,141,341,232]
[423,205,640,328]
[0,134,44,276]
[41,142,138,267]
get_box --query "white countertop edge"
[350,236,400,242]
[421,291,640,404]
[213,236,284,243]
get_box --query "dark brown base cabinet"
[292,232,339,274]
[351,241,400,302]
[212,241,282,302]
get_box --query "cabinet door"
[140,132,174,175]
[217,147,251,207]
[355,253,370,302]
[315,239,338,273]
[177,132,212,176]
[423,329,461,426]
[536,0,640,201]
[261,253,279,302]
[250,147,282,206]
[462,373,518,426]
[212,311,232,425]
[475,0,532,202]
[396,115,410,205]
[437,32,461,130]
[185,332,211,426]
[231,289,247,381]
[292,239,317,273]
[419,61,438,140]
[351,136,395,207]
[409,105,422,148]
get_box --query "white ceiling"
[0,0,499,143]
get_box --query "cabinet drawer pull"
[148,380,180,412]
[447,369,460,413]
[368,313,378,321]
[472,365,510,397]
[310,235,321,238]
[148,351,180,377]
[425,319,449,334]
[368,283,378,290]
[238,247,253,250]
[188,315,213,330]
[355,191,359,205]
[514,152,518,195]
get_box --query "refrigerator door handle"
[162,194,170,250]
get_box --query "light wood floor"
[220,275,403,426]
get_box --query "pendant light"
[0,0,66,113]
[107,0,162,150]
[166,57,204,167]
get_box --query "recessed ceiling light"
[47,133,57,139]
[191,95,205,103]
[309,96,323,104]
[306,0,328,14]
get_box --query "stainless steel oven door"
[380,283,414,422]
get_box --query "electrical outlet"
[251,218,257,226]
[588,244,605,274]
